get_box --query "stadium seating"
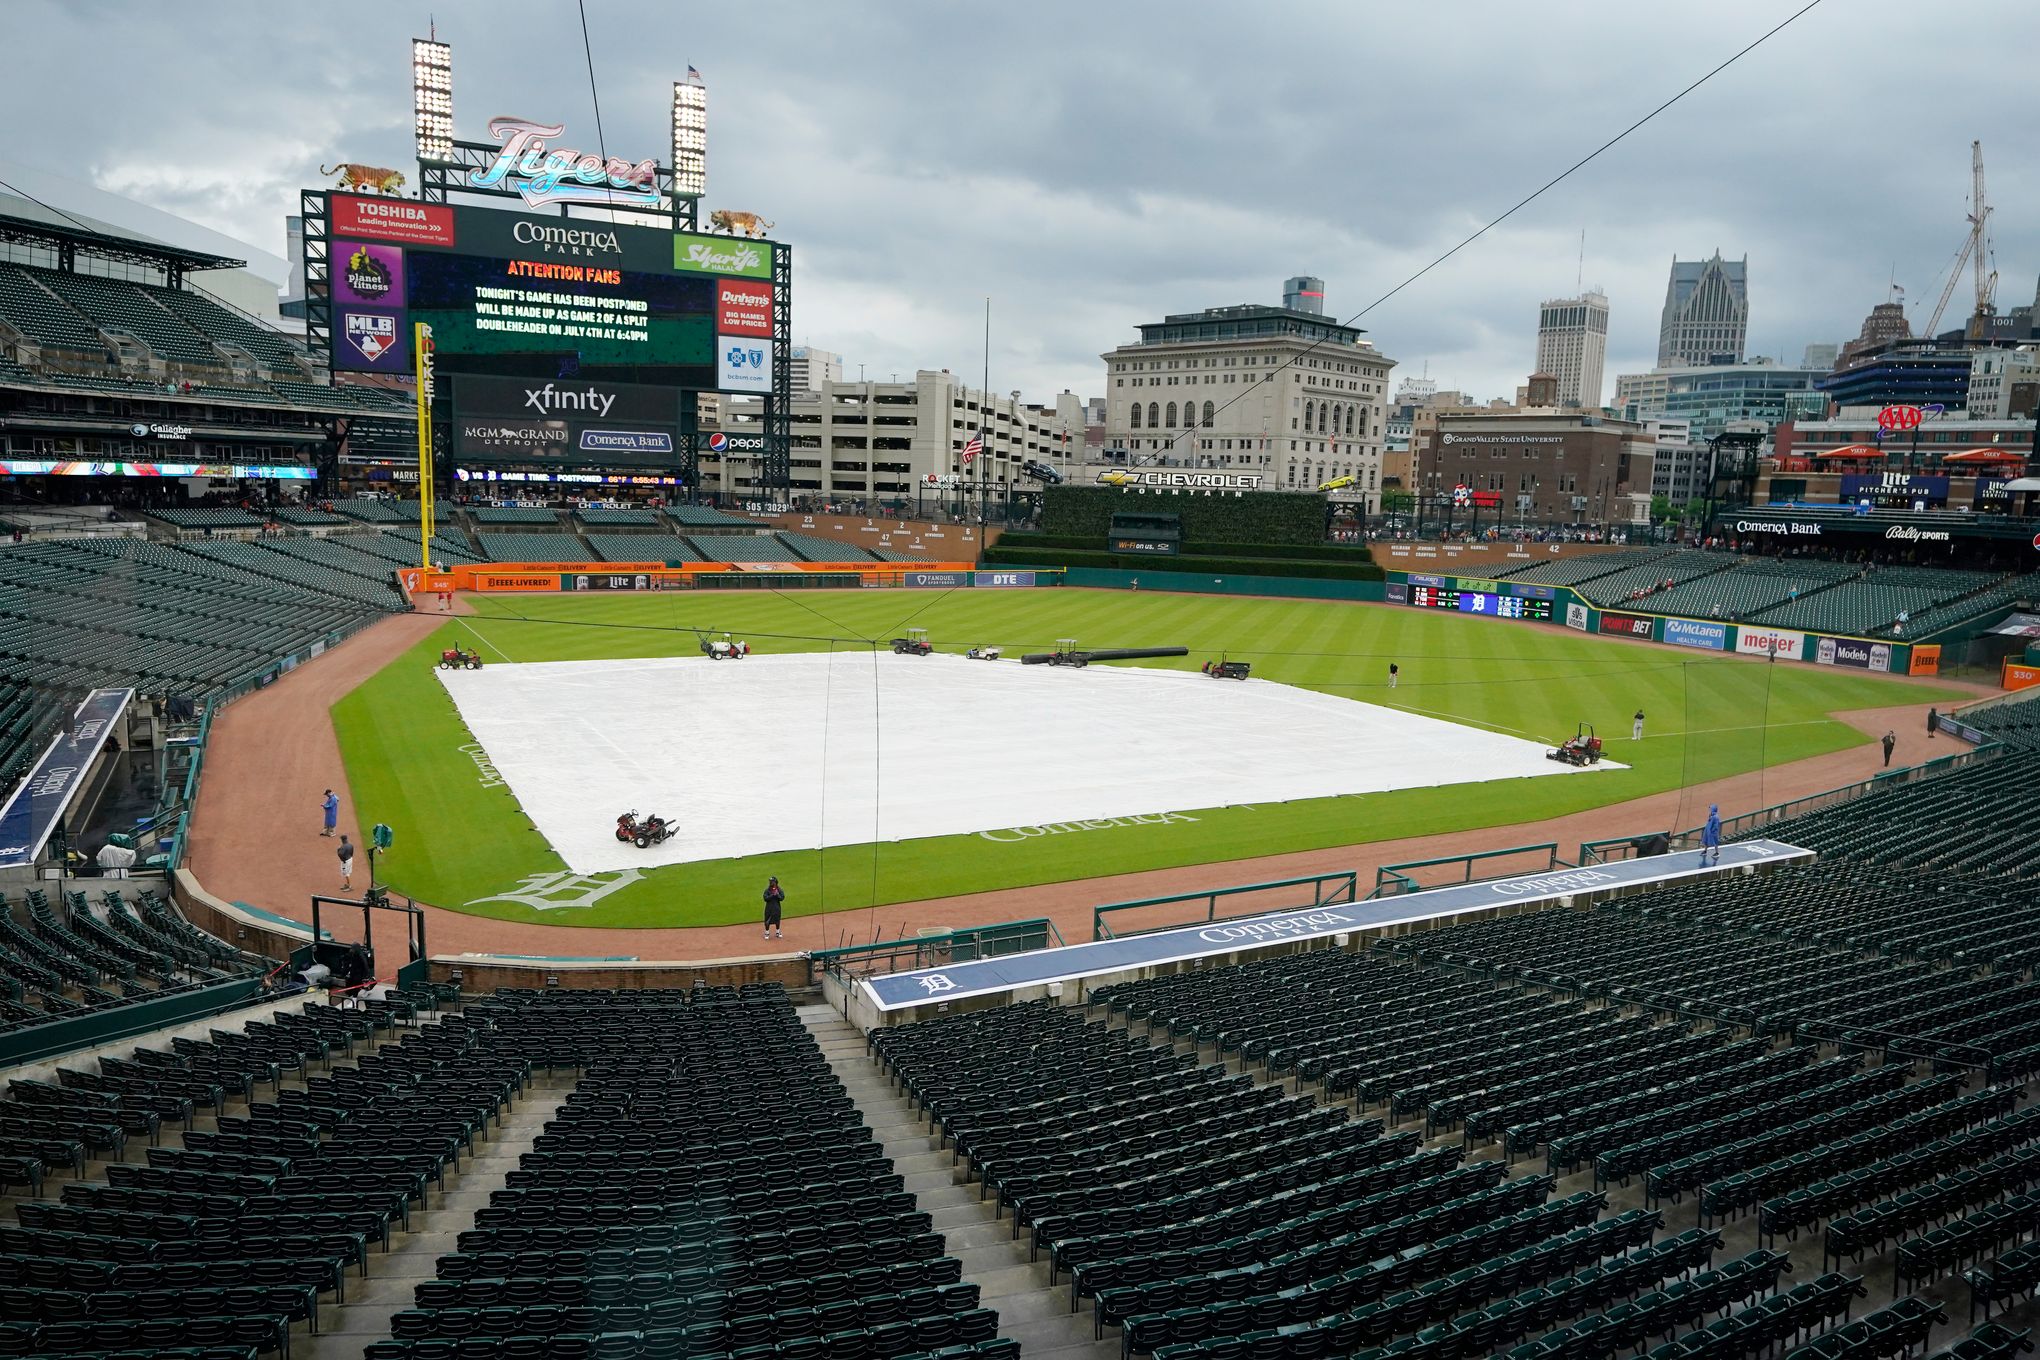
[575,507,660,526]
[353,986,998,1360]
[0,887,269,1043]
[474,532,592,562]
[1497,546,1675,587]
[0,678,65,802]
[0,537,396,695]
[330,498,412,525]
[0,262,113,357]
[468,507,562,525]
[29,267,222,367]
[143,284,308,375]
[1574,549,1734,607]
[582,532,699,564]
[1747,565,2000,637]
[1610,556,1854,621]
[149,507,264,531]
[1871,570,2040,640]
[685,534,801,563]
[777,530,876,562]
[664,504,766,528]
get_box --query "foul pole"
[414,321,436,571]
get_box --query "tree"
[1649,493,1675,524]
[1380,488,1416,515]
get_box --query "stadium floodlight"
[413,38,453,163]
[671,73,707,200]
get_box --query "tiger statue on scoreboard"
[321,163,407,196]
[709,209,773,238]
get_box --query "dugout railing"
[810,918,1063,986]
[1371,843,1569,898]
[1090,871,1359,940]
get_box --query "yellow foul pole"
[414,322,436,572]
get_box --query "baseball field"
[331,587,1959,928]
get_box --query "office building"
[787,346,843,393]
[1968,346,2040,419]
[1615,361,1825,441]
[1417,406,1655,525]
[1835,300,1911,371]
[1099,283,1396,509]
[1643,417,1706,503]
[1658,252,1748,366]
[1801,342,1838,371]
[1534,289,1608,408]
[1283,275,1326,315]
[1817,343,1975,412]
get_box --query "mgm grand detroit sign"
[1096,469,1264,495]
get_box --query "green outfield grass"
[330,588,1961,928]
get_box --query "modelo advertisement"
[454,375,679,467]
[1736,626,1804,660]
[1597,610,1654,638]
[1813,636,1892,672]
[1662,618,1728,651]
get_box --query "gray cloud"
[10,0,2032,404]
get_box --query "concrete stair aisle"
[298,1065,575,1360]
[801,1003,1119,1360]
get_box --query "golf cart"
[891,627,933,656]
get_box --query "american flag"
[960,430,983,466]
[686,65,704,82]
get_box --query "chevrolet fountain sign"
[1096,469,1265,491]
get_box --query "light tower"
[411,37,452,165]
[671,71,708,218]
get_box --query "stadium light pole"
[671,75,708,202]
[412,38,453,165]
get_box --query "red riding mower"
[615,810,674,848]
[438,647,483,670]
[1548,724,1604,766]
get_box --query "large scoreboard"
[320,193,777,394]
[1408,584,1556,620]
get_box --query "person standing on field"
[762,876,785,940]
[321,789,338,837]
[338,835,355,890]
[1387,662,1399,690]
[1926,707,1939,740]
[1632,709,1645,741]
[1882,730,1896,767]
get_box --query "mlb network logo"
[346,312,396,361]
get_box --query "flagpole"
[982,296,991,524]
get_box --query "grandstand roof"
[0,208,244,273]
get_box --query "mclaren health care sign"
[0,689,133,868]
[860,839,1814,1012]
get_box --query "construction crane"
[1924,140,1997,337]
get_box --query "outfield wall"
[1384,570,1919,676]
[1060,567,1387,601]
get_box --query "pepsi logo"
[708,432,729,453]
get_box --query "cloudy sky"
[5,0,2032,405]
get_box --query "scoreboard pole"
[414,322,436,572]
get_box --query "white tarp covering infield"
[437,652,1625,873]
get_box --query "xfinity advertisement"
[455,376,680,467]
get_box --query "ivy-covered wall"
[1042,486,1328,546]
